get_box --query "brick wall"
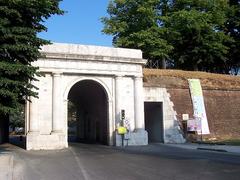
[203,90,240,139]
[167,88,240,140]
[144,72,240,141]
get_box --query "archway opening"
[67,80,108,145]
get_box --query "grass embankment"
[204,139,240,146]
[143,68,240,90]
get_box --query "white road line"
[69,147,90,180]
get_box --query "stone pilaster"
[115,75,123,127]
[51,72,63,134]
[28,83,39,134]
[134,76,145,131]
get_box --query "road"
[3,143,240,180]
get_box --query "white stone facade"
[144,87,186,143]
[26,43,148,150]
[26,43,186,150]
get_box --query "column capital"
[114,74,124,79]
[52,72,63,76]
[51,130,63,134]
[133,75,143,79]
[27,131,40,135]
[44,73,52,77]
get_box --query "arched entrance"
[67,80,108,145]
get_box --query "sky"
[38,0,113,47]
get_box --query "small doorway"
[144,102,164,143]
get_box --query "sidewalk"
[165,143,240,154]
[0,143,25,180]
[0,151,13,180]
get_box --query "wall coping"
[40,43,147,65]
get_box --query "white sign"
[182,114,189,121]
[188,79,210,134]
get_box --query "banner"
[188,79,210,134]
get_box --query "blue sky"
[38,0,113,47]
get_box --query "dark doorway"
[68,80,108,145]
[0,114,9,144]
[144,102,164,143]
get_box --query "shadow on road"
[0,142,239,180]
[113,143,240,165]
[9,135,26,149]
[0,143,11,155]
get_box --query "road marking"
[69,147,90,180]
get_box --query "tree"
[102,0,173,68]
[103,0,239,74]
[9,104,24,132]
[225,0,240,75]
[165,0,232,72]
[0,0,63,143]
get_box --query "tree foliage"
[102,0,240,74]
[9,104,24,130]
[225,0,240,74]
[165,0,232,72]
[102,0,173,68]
[0,0,63,115]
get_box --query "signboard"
[182,114,189,121]
[121,109,125,120]
[188,79,210,134]
[187,118,201,132]
[117,126,127,135]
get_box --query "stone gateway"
[26,43,184,150]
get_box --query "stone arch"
[65,77,111,145]
[63,77,112,102]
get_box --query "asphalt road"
[5,143,240,180]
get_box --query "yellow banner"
[188,79,203,96]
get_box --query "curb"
[197,147,228,152]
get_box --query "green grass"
[202,139,240,146]
[143,68,240,90]
[219,139,240,146]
